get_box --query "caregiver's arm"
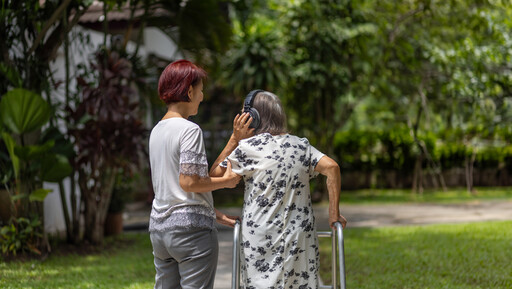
[180,161,240,193]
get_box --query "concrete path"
[124,200,512,289]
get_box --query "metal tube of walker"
[232,220,241,289]
[331,227,337,289]
[335,222,346,289]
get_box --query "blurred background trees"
[1,0,512,253]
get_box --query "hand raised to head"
[232,112,254,142]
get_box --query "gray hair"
[253,91,288,135]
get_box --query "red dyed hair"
[158,59,207,104]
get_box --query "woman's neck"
[162,103,190,120]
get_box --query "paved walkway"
[124,200,512,289]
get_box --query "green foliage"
[0,0,93,95]
[0,63,22,88]
[222,12,289,95]
[69,50,146,173]
[149,0,232,65]
[0,217,42,256]
[0,89,52,135]
[334,127,419,171]
[223,0,512,192]
[68,49,146,244]
[475,146,512,169]
[0,87,72,255]
[108,172,136,214]
[436,143,470,169]
[282,0,376,151]
[334,125,512,183]
[1,132,19,179]
[40,154,73,183]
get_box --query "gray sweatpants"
[150,228,219,289]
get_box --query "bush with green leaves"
[0,88,72,254]
[333,126,512,188]
[0,217,42,256]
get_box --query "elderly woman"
[211,90,347,289]
[148,59,252,289]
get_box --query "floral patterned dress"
[223,133,325,289]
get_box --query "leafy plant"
[67,48,146,244]
[0,217,42,256]
[108,171,136,214]
[221,11,289,95]
[0,88,72,254]
[0,89,71,212]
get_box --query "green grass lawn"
[2,188,512,288]
[319,221,512,289]
[0,234,155,289]
[215,187,512,207]
[332,187,512,205]
[2,221,511,289]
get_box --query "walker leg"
[232,220,241,289]
[335,222,346,289]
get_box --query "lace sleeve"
[180,150,209,178]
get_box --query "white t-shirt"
[148,118,215,232]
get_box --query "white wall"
[143,27,182,60]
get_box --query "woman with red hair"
[148,59,253,289]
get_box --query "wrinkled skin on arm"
[315,156,347,229]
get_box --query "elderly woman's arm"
[315,156,347,229]
[180,114,253,192]
[210,113,253,177]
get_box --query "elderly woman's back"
[213,90,347,289]
[225,132,324,288]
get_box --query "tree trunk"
[465,152,476,195]
[412,155,423,194]
[80,167,117,244]
[58,180,72,242]
[71,172,80,243]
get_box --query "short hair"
[158,59,207,105]
[252,91,288,135]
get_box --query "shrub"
[0,217,42,256]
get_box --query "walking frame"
[231,220,346,289]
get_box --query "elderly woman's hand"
[232,113,254,142]
[330,213,347,229]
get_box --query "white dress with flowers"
[222,133,325,289]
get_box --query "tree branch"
[39,4,88,62]
[28,0,73,55]
[388,7,424,43]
